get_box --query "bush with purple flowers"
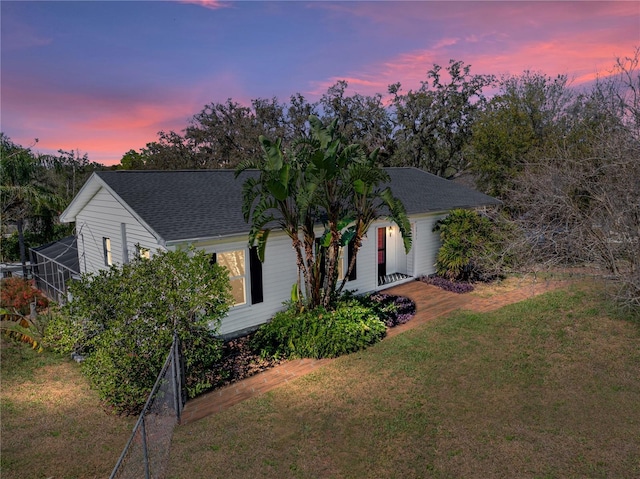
[418,274,474,294]
[363,292,417,327]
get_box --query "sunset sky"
[2,1,638,166]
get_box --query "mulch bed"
[201,333,285,391]
[200,294,417,392]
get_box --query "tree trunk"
[337,233,363,294]
[289,230,309,307]
[17,218,28,278]
[322,218,341,309]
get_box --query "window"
[334,244,357,282]
[316,242,353,283]
[138,246,150,260]
[335,245,357,282]
[103,237,112,266]
[216,250,246,306]
[211,248,263,306]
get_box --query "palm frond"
[235,158,261,177]
[0,308,45,353]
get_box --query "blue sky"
[2,1,638,165]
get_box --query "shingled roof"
[63,168,500,244]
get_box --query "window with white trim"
[217,249,246,306]
[338,245,358,281]
[138,246,150,260]
[103,237,112,266]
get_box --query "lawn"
[0,338,134,479]
[167,283,640,478]
[1,282,639,478]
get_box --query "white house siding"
[341,229,377,294]
[406,222,417,276]
[73,193,447,336]
[209,213,445,335]
[189,232,299,337]
[192,216,442,336]
[411,213,447,278]
[343,218,439,294]
[75,188,162,274]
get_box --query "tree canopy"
[0,135,103,264]
[470,71,572,196]
[119,62,495,178]
[389,60,495,177]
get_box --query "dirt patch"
[469,267,598,299]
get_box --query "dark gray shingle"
[382,168,501,215]
[96,168,500,243]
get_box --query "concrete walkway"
[180,278,568,425]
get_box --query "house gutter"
[163,231,254,248]
[162,207,497,248]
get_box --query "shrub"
[0,277,48,315]
[46,248,232,414]
[418,274,475,294]
[251,300,386,359]
[360,292,417,327]
[434,209,504,282]
[0,306,52,353]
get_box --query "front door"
[377,227,386,278]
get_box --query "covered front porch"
[376,224,414,288]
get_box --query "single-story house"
[60,168,500,337]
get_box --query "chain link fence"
[110,334,185,479]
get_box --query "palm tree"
[295,117,412,305]
[336,152,412,296]
[236,135,318,304]
[236,116,412,310]
[1,135,62,277]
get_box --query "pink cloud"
[3,69,259,166]
[4,83,193,165]
[307,76,387,98]
[305,2,637,100]
[433,38,460,50]
[178,0,230,10]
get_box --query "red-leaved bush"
[0,277,49,315]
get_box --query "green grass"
[1,337,134,479]
[2,282,639,478]
[0,335,61,382]
[167,284,640,478]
